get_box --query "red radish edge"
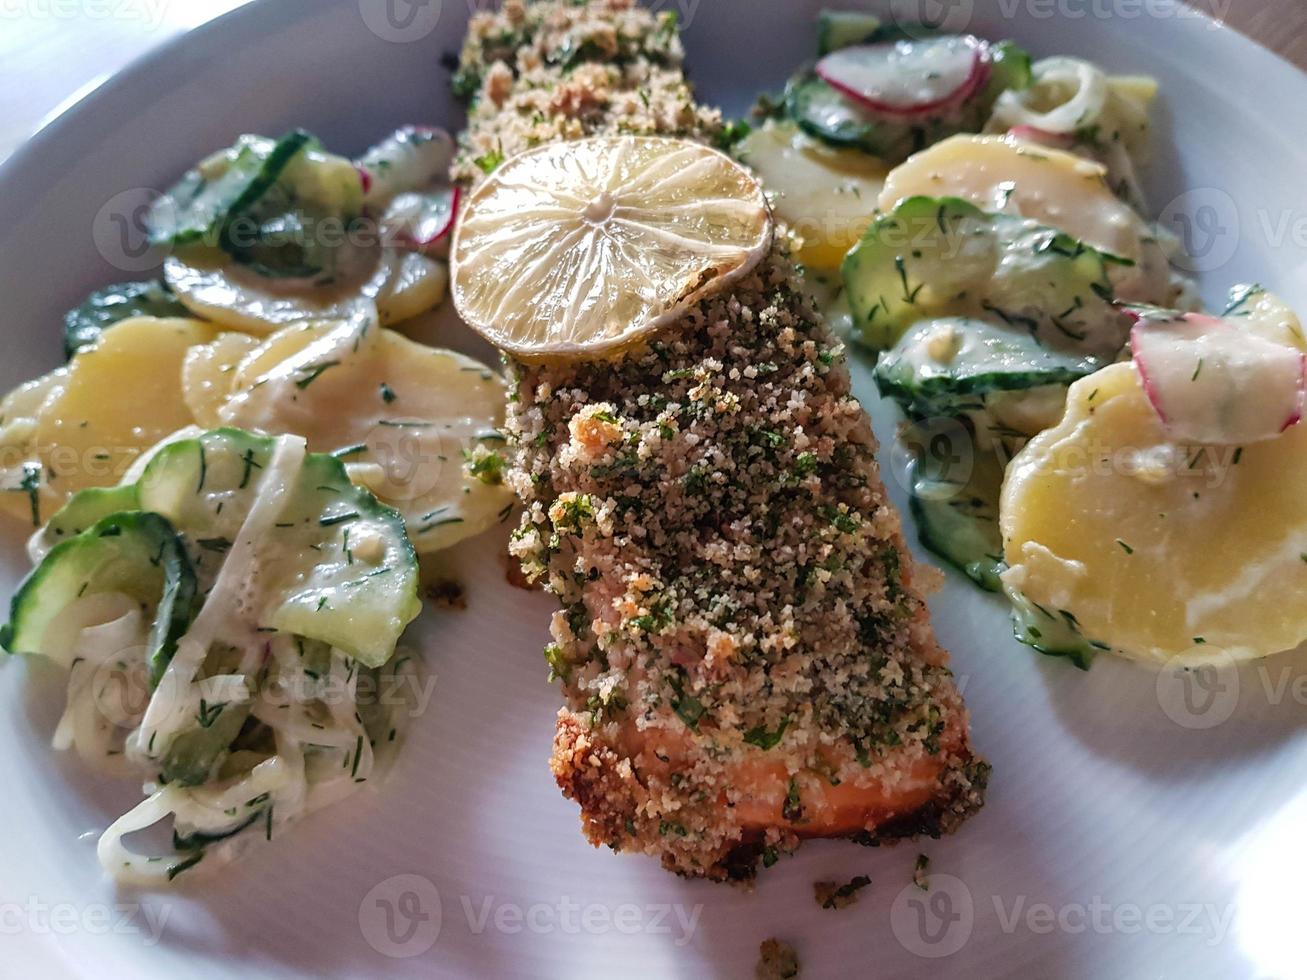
[1129,322,1168,424]
[1130,311,1307,434]
[1007,125,1075,148]
[816,38,990,119]
[395,185,461,252]
[356,165,372,195]
[1284,353,1307,432]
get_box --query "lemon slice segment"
[451,136,773,360]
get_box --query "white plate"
[2,2,1306,977]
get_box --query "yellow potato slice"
[0,370,68,525]
[181,332,260,428]
[736,120,886,272]
[215,312,513,553]
[165,246,448,335]
[879,134,1170,303]
[1001,362,1307,663]
[9,317,214,523]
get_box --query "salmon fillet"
[453,0,989,881]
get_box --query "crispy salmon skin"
[454,0,988,880]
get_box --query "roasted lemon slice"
[451,136,772,359]
[1001,361,1307,664]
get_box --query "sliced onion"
[816,35,989,118]
[991,56,1108,135]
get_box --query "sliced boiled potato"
[165,245,448,335]
[181,331,260,427]
[879,134,1170,304]
[735,120,886,272]
[0,317,214,527]
[214,310,513,553]
[1001,362,1307,663]
[36,317,215,500]
[0,370,68,525]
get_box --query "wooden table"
[1196,0,1307,70]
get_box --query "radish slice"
[1130,311,1307,445]
[356,126,455,209]
[816,36,988,118]
[1006,125,1075,150]
[383,186,460,255]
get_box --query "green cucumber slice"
[875,317,1105,418]
[817,10,882,55]
[909,443,1005,592]
[843,195,1129,352]
[160,701,251,787]
[147,133,304,248]
[135,429,420,667]
[62,280,190,357]
[1006,587,1108,670]
[1,512,197,686]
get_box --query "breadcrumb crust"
[456,0,988,881]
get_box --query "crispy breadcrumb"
[454,0,988,881]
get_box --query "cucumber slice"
[843,195,1129,352]
[36,484,141,555]
[910,445,1005,592]
[21,428,420,671]
[218,135,365,280]
[160,701,251,787]
[1006,586,1108,670]
[817,10,882,55]
[148,133,309,248]
[1,512,197,686]
[786,72,885,152]
[875,317,1105,418]
[786,39,1032,162]
[63,280,190,357]
[135,429,420,667]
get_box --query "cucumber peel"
[62,280,190,358]
[875,317,1105,418]
[1,512,197,687]
[843,195,1129,352]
